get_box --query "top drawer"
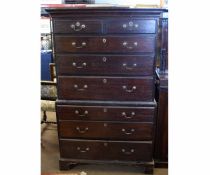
[105,19,156,34]
[53,20,102,34]
[52,19,156,34]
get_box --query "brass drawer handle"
[74,84,88,91]
[121,128,135,135]
[122,85,136,93]
[71,22,86,31]
[121,148,135,155]
[122,63,137,70]
[77,146,90,153]
[121,112,135,119]
[76,127,89,133]
[72,62,87,69]
[122,41,138,49]
[72,42,86,49]
[122,21,139,30]
[75,110,88,117]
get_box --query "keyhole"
[103,38,106,43]
[103,79,107,84]
[102,57,107,62]
[76,22,80,26]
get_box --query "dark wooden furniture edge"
[154,70,168,168]
[59,158,154,174]
[45,7,168,19]
[154,161,168,168]
[156,71,168,88]
[45,7,168,12]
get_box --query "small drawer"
[105,19,156,34]
[60,139,153,161]
[56,55,154,76]
[59,121,153,141]
[57,76,154,101]
[54,35,155,53]
[56,105,155,122]
[53,20,102,34]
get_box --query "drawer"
[54,35,155,53]
[59,121,153,141]
[60,139,153,161]
[53,20,102,34]
[57,105,155,122]
[105,19,156,34]
[58,76,154,101]
[56,55,154,76]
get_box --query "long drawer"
[56,105,155,122]
[56,55,154,76]
[59,121,153,140]
[57,76,154,101]
[60,139,153,161]
[54,35,155,53]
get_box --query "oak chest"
[46,7,166,174]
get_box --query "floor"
[41,112,168,175]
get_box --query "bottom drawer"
[60,139,152,161]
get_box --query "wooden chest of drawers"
[46,7,166,174]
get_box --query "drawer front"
[59,121,153,140]
[57,105,155,122]
[60,139,152,161]
[53,20,102,34]
[105,19,156,34]
[54,36,155,53]
[56,55,154,76]
[58,76,154,101]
